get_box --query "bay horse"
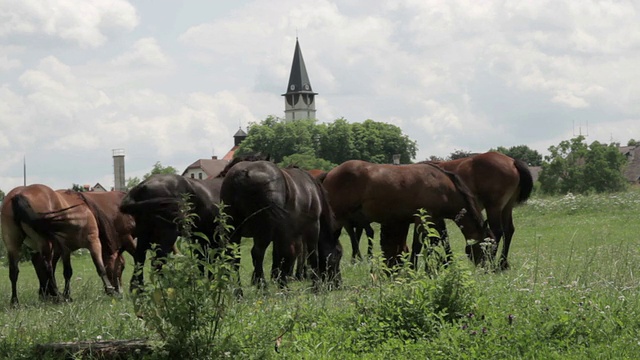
[309,169,375,261]
[421,151,533,269]
[322,160,493,268]
[67,190,136,293]
[119,174,223,291]
[1,185,134,304]
[220,161,342,289]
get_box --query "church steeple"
[282,38,317,121]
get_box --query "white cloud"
[0,0,138,47]
[110,37,170,68]
[1,0,640,190]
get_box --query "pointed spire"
[283,38,317,95]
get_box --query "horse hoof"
[105,287,117,296]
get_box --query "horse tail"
[11,194,81,239]
[76,193,119,256]
[514,158,534,204]
[314,177,341,280]
[119,197,181,225]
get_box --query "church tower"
[282,38,317,121]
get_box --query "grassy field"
[2,189,640,359]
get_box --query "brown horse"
[66,190,136,292]
[422,152,533,269]
[1,185,134,304]
[221,161,342,289]
[309,169,375,261]
[322,160,493,268]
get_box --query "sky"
[1,0,639,191]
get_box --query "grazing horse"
[322,160,493,268]
[421,152,533,269]
[310,169,375,261]
[65,190,136,293]
[0,185,131,304]
[221,161,342,288]
[120,174,223,291]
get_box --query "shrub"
[133,198,241,359]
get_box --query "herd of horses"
[0,151,533,305]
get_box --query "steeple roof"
[283,38,317,95]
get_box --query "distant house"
[92,183,107,192]
[183,127,248,179]
[619,145,640,183]
[182,156,229,180]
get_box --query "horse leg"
[61,251,73,301]
[409,223,423,269]
[364,223,374,259]
[499,210,515,270]
[9,251,21,305]
[379,223,410,269]
[130,246,147,292]
[86,241,116,295]
[433,219,451,266]
[294,238,307,280]
[486,206,505,264]
[272,236,297,289]
[344,224,361,262]
[40,243,61,301]
[104,251,121,294]
[31,252,51,299]
[251,236,270,287]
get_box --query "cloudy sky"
[1,0,639,191]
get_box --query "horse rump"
[11,193,81,239]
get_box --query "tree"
[492,145,543,166]
[628,139,640,146]
[71,184,87,192]
[279,152,337,171]
[237,116,417,165]
[538,136,627,194]
[143,162,178,180]
[448,149,473,160]
[126,176,141,190]
[0,189,4,201]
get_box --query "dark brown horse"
[421,152,533,269]
[322,160,493,268]
[1,185,134,304]
[221,161,342,288]
[309,169,375,261]
[120,174,224,291]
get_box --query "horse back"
[427,152,521,210]
[324,160,464,222]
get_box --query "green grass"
[2,189,640,359]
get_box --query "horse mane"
[421,163,486,229]
[217,153,269,178]
[76,192,119,255]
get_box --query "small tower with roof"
[233,127,247,146]
[282,38,317,121]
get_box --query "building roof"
[222,146,239,161]
[181,158,229,178]
[92,183,107,192]
[282,38,317,96]
[234,128,247,137]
